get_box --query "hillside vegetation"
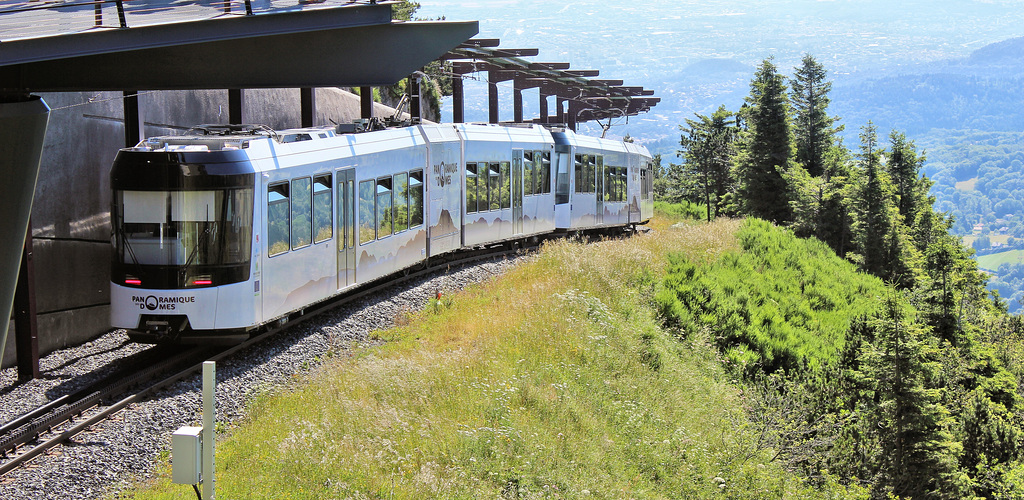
[124,214,831,499]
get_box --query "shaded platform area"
[0,0,478,379]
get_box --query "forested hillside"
[658,55,1024,497]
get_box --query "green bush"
[656,218,888,373]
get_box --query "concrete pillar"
[0,95,50,372]
[360,86,373,119]
[228,89,244,124]
[123,90,142,147]
[300,87,315,128]
[14,224,39,380]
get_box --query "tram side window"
[574,154,584,194]
[523,152,535,196]
[409,170,424,228]
[313,174,332,243]
[500,161,511,209]
[268,183,290,256]
[603,166,613,202]
[376,177,393,238]
[466,163,478,213]
[488,163,500,210]
[555,153,570,204]
[541,152,551,194]
[291,177,312,250]
[620,168,627,201]
[358,180,375,244]
[394,172,409,233]
[595,156,603,196]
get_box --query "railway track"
[0,237,557,478]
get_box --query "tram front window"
[115,188,254,278]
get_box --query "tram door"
[512,149,524,235]
[595,155,605,225]
[336,168,356,289]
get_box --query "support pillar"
[228,88,244,124]
[568,100,580,132]
[452,77,464,123]
[488,70,499,124]
[539,93,548,124]
[123,90,142,147]
[0,95,49,371]
[556,98,566,124]
[300,87,315,128]
[14,224,39,380]
[513,76,523,123]
[360,86,373,120]
[409,76,421,124]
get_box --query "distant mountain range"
[419,0,1024,157]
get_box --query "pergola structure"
[442,39,659,130]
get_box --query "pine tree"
[790,54,842,177]
[861,294,963,499]
[886,131,927,224]
[678,105,738,221]
[817,145,855,257]
[851,122,895,277]
[734,57,794,224]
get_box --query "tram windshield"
[115,188,254,268]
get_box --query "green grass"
[119,217,830,499]
[977,249,1024,270]
[656,218,888,373]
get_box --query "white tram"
[110,123,654,343]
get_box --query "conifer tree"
[678,105,738,221]
[817,145,855,257]
[851,122,895,277]
[734,57,794,224]
[790,54,842,177]
[886,131,927,224]
[861,294,963,499]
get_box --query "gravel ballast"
[0,255,523,499]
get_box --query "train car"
[457,123,556,247]
[110,122,653,344]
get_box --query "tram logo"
[433,161,458,188]
[132,295,196,311]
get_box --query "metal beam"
[488,70,500,123]
[1,21,480,91]
[452,76,464,123]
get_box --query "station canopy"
[442,38,660,124]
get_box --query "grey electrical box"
[172,426,203,485]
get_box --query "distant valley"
[421,0,1024,310]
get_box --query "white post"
[202,361,216,499]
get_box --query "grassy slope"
[121,218,822,499]
[977,249,1024,270]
